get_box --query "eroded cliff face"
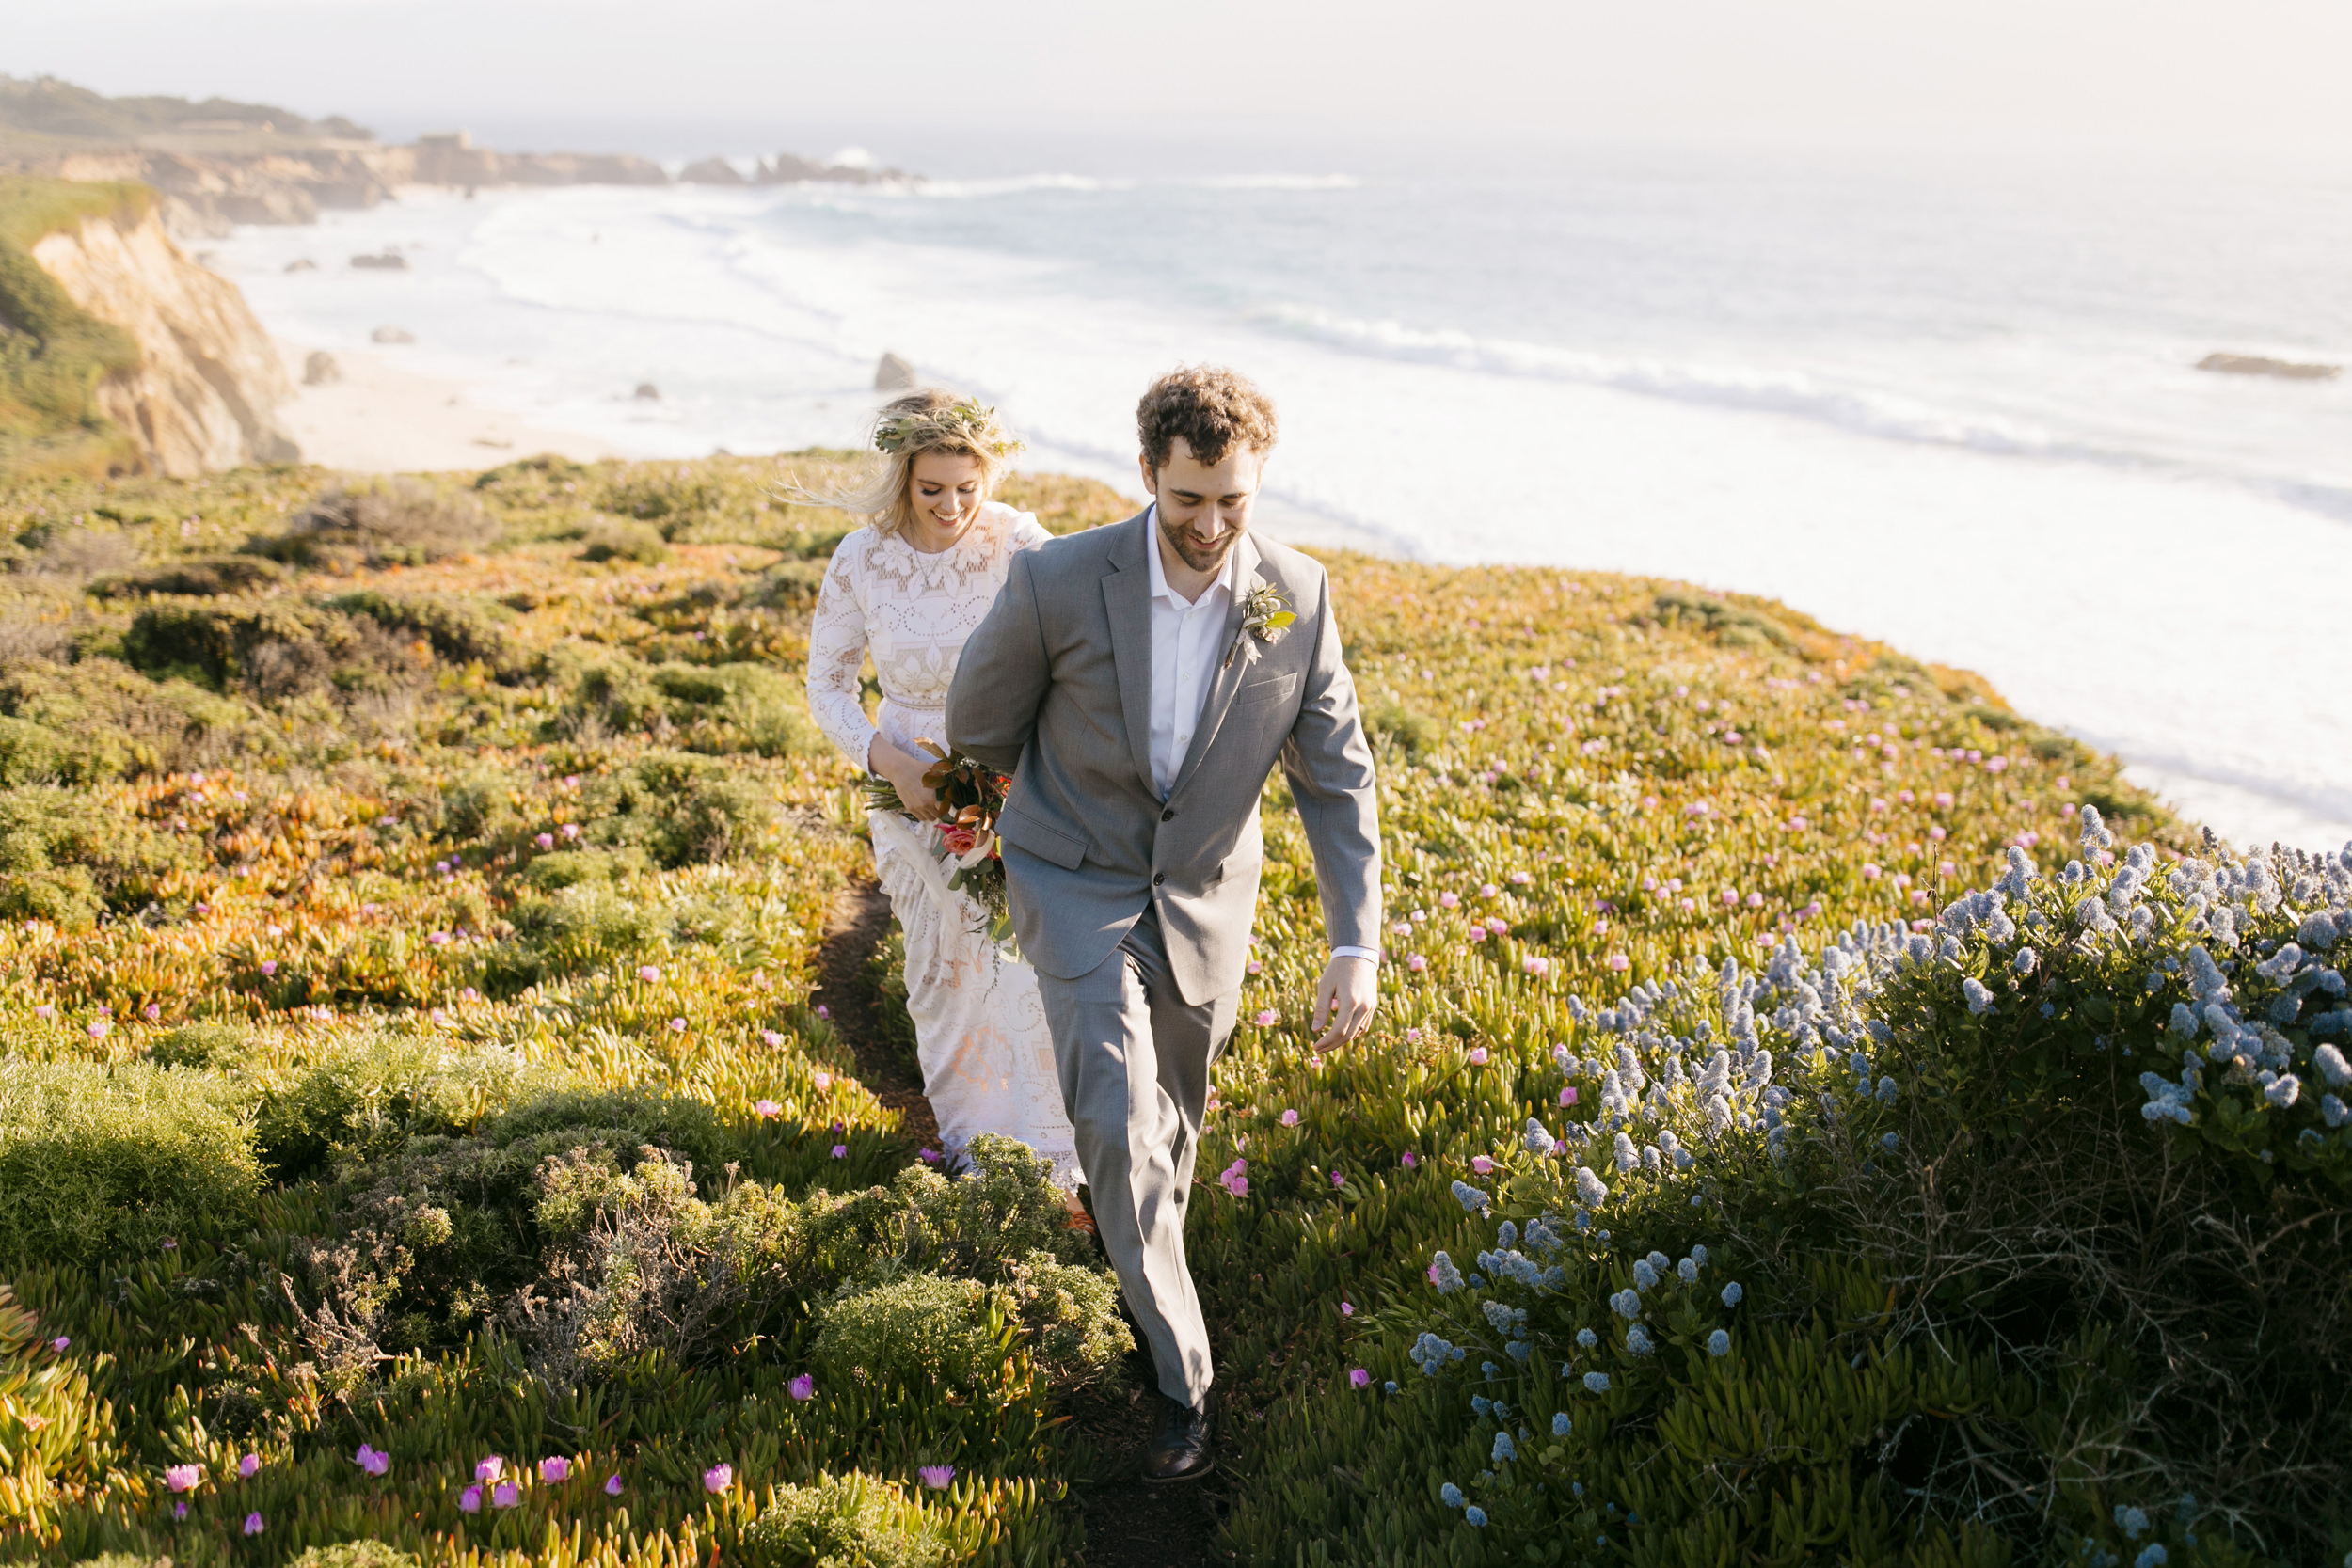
[29,204,297,474]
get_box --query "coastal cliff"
[4,179,295,475]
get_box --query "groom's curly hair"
[1136,365,1279,472]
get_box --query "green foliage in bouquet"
[863,745,1016,951]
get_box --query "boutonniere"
[1224,582,1296,669]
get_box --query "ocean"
[207,135,2352,853]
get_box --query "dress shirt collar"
[1142,504,1242,609]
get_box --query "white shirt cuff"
[1331,945,1379,964]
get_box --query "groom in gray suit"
[946,366,1382,1481]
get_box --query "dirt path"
[807,876,1224,1566]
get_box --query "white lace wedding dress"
[805,500,1082,1189]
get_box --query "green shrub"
[518,846,645,894]
[0,1059,261,1266]
[89,555,286,598]
[486,883,667,991]
[290,1543,421,1568]
[261,478,501,565]
[326,589,522,676]
[653,662,829,758]
[148,1022,251,1070]
[0,785,187,928]
[815,1273,1016,1399]
[1363,694,1438,761]
[579,517,669,565]
[0,713,63,785]
[1002,1252,1132,1392]
[253,1035,536,1182]
[583,750,777,868]
[0,657,255,782]
[549,649,664,738]
[740,1472,949,1568]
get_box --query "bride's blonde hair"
[812,388,1026,537]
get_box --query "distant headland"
[0,74,910,240]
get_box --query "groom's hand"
[1311,954,1378,1051]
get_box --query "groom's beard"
[1158,512,1245,577]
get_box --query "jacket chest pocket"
[1232,671,1300,710]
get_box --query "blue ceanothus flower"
[1707,1329,1731,1356]
[1552,1412,1572,1436]
[1440,1482,1463,1509]
[1721,1281,1743,1307]
[1583,1371,1612,1392]
[1452,1180,1490,1214]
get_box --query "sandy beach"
[273,340,616,473]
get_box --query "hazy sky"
[11,0,2351,163]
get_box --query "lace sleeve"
[1008,509,1052,551]
[805,532,880,771]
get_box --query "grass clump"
[741,1472,949,1568]
[261,477,502,566]
[0,1059,260,1266]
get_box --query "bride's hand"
[869,736,945,821]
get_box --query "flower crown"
[873,400,1025,459]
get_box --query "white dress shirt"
[1143,508,1377,968]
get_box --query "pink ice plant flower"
[1349,1369,1371,1389]
[813,1071,833,1091]
[459,1485,482,1513]
[1279,1109,1299,1127]
[492,1481,520,1508]
[166,1465,201,1493]
[1470,1155,1495,1176]
[535,832,555,849]
[539,1456,570,1483]
[1466,1047,1488,1065]
[832,1144,848,1158]
[788,1373,816,1401]
[703,1464,733,1494]
[637,965,660,982]
[1217,1159,1248,1197]
[475,1456,503,1482]
[1400,1151,1418,1168]
[761,1030,784,1048]
[918,1465,955,1490]
[244,1512,264,1536]
[1339,1300,1355,1316]
[238,1453,261,1479]
[755,1099,780,1117]
[1524,956,1549,975]
[354,1443,389,1476]
[49,1336,68,1352]
[1253,1009,1278,1027]
[1560,1087,1579,1107]
[605,1473,624,1496]
[1406,954,1426,972]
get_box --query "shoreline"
[271,339,618,472]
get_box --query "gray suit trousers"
[1034,902,1237,1408]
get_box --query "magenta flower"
[1329,1170,1345,1187]
[1470,1155,1495,1176]
[754,1098,780,1118]
[238,1453,261,1479]
[459,1485,482,1513]
[173,1501,188,1520]
[475,1455,503,1482]
[815,1005,830,1020]
[1348,1368,1371,1389]
[1524,956,1549,975]
[88,1019,110,1038]
[1279,1109,1299,1127]
[354,1443,389,1476]
[831,1144,848,1158]
[492,1481,520,1509]
[561,822,580,839]
[166,1464,200,1493]
[1406,954,1427,973]
[535,832,555,849]
[1560,1086,1579,1107]
[1438,892,1459,909]
[1607,954,1630,972]
[637,965,660,982]
[813,1071,833,1091]
[1217,1159,1248,1197]
[1400,1151,1418,1168]
[1339,1300,1355,1316]
[539,1456,570,1483]
[145,1003,161,1021]
[49,1335,68,1352]
[760,1029,784,1047]
[33,1004,53,1020]
[668,1016,687,1032]
[243,1512,264,1536]
[918,1465,955,1490]
[1466,1047,1489,1065]
[788,1373,816,1401]
[605,1473,624,1496]
[703,1464,733,1494]
[918,1147,941,1164]
[1252,1009,1278,1027]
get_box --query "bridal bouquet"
[865,741,1018,950]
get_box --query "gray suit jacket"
[946,511,1381,1006]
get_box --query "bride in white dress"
[803,389,1083,1192]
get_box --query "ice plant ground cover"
[0,452,2340,1565]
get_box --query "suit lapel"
[1100,512,1157,794]
[1168,532,1264,800]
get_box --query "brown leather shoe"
[1142,1391,1215,1483]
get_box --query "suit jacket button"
[1152,872,1166,885]
[1161,808,1176,821]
